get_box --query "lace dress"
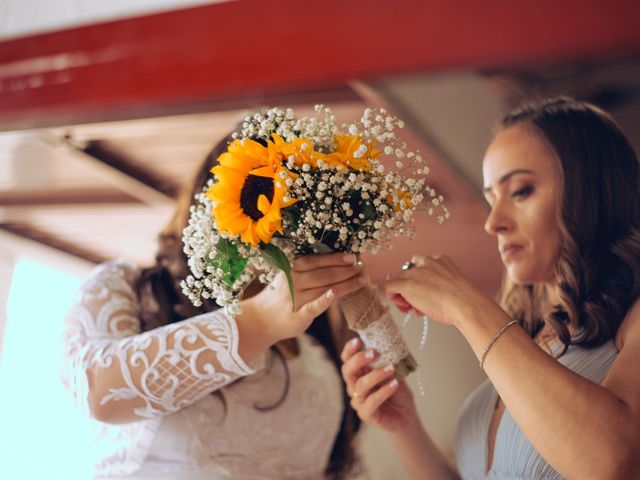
[62,260,344,479]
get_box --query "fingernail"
[343,253,357,263]
[364,350,375,359]
[384,364,394,373]
[388,379,399,388]
[358,274,370,285]
[349,337,359,348]
[325,289,335,299]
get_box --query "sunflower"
[326,134,379,171]
[207,138,297,246]
[270,134,324,169]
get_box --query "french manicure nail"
[325,289,335,299]
[365,350,375,359]
[384,364,395,373]
[388,379,399,388]
[343,253,357,263]
[349,337,359,348]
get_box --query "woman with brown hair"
[342,97,640,479]
[62,135,364,479]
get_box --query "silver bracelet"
[479,320,518,369]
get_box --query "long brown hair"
[135,134,361,479]
[498,97,640,350]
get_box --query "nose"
[484,201,512,236]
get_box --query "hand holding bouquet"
[182,105,448,376]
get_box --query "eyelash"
[512,185,533,199]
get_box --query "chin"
[506,265,552,286]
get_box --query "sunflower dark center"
[240,174,275,221]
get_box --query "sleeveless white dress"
[61,260,344,479]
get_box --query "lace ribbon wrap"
[339,285,417,376]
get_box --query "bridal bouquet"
[182,105,448,376]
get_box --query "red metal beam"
[1,0,639,130]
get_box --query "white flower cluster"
[182,106,449,313]
[288,165,414,255]
[180,186,250,314]
[235,105,338,150]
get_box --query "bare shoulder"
[602,297,640,410]
[615,297,640,352]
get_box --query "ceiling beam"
[0,188,140,207]
[0,223,107,264]
[0,0,638,130]
[82,140,179,199]
[46,135,176,206]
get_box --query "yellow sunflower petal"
[211,166,246,186]
[257,194,271,216]
[239,223,257,246]
[208,185,240,204]
[217,152,256,173]
[250,166,277,178]
[255,217,276,244]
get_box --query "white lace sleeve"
[61,260,263,421]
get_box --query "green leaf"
[210,238,249,287]
[361,202,377,221]
[282,206,301,229]
[259,243,295,311]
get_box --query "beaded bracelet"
[479,320,518,369]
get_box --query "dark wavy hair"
[134,135,361,479]
[498,97,640,351]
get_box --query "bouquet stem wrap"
[339,285,417,377]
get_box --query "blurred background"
[0,0,639,478]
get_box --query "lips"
[500,243,524,257]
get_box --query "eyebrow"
[483,169,535,193]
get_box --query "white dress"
[62,260,344,479]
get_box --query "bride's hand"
[341,337,418,435]
[249,252,365,342]
[385,254,494,326]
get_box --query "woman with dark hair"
[62,135,364,479]
[341,97,640,479]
